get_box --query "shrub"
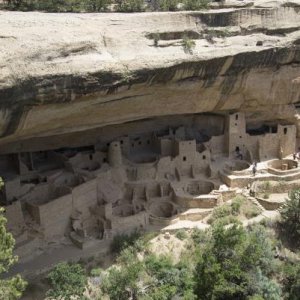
[261,181,271,192]
[280,189,300,247]
[244,206,261,219]
[194,223,278,299]
[184,0,209,10]
[191,228,210,245]
[110,230,141,254]
[181,35,196,54]
[144,254,195,299]
[116,0,145,12]
[90,267,103,277]
[102,248,142,300]
[207,204,232,224]
[46,262,87,300]
[175,229,188,240]
[231,195,245,216]
[85,0,111,11]
[155,0,179,11]
[0,208,27,299]
[152,32,161,47]
[281,262,300,300]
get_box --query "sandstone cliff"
[0,0,300,153]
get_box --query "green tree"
[116,0,145,12]
[184,0,209,10]
[281,262,300,300]
[102,246,143,300]
[0,207,27,300]
[194,222,278,299]
[85,0,111,11]
[280,189,300,247]
[46,262,87,300]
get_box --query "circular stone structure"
[148,200,178,226]
[224,160,251,175]
[149,201,177,219]
[267,159,299,175]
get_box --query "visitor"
[293,153,297,160]
[252,162,257,176]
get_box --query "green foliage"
[85,0,111,11]
[244,205,261,219]
[191,228,210,245]
[90,267,102,277]
[116,0,145,12]
[102,246,143,300]
[280,189,300,247]
[250,269,281,300]
[143,254,195,299]
[281,262,300,300]
[155,0,179,11]
[46,262,87,300]
[0,207,27,300]
[175,229,188,240]
[262,181,272,191]
[110,230,141,254]
[231,195,244,215]
[152,32,160,47]
[181,35,196,54]
[184,0,209,10]
[4,0,111,12]
[208,196,260,224]
[207,204,233,224]
[194,223,277,299]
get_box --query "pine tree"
[0,207,27,300]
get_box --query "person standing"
[252,162,257,176]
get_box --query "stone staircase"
[242,189,266,212]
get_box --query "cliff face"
[0,1,300,153]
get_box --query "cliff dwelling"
[1,111,299,260]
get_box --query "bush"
[280,189,300,247]
[281,262,300,300]
[110,230,141,254]
[207,204,232,224]
[102,247,142,300]
[244,206,261,219]
[175,229,188,240]
[90,267,103,277]
[184,0,209,10]
[46,262,87,300]
[4,0,111,12]
[262,181,271,191]
[152,32,160,47]
[191,228,210,245]
[181,35,196,54]
[231,196,245,216]
[0,208,27,299]
[154,0,179,11]
[194,223,278,299]
[144,254,195,299]
[116,0,145,12]
[85,0,111,11]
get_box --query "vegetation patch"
[207,195,261,225]
[0,208,27,300]
[46,262,87,300]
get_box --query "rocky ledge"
[0,0,300,153]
